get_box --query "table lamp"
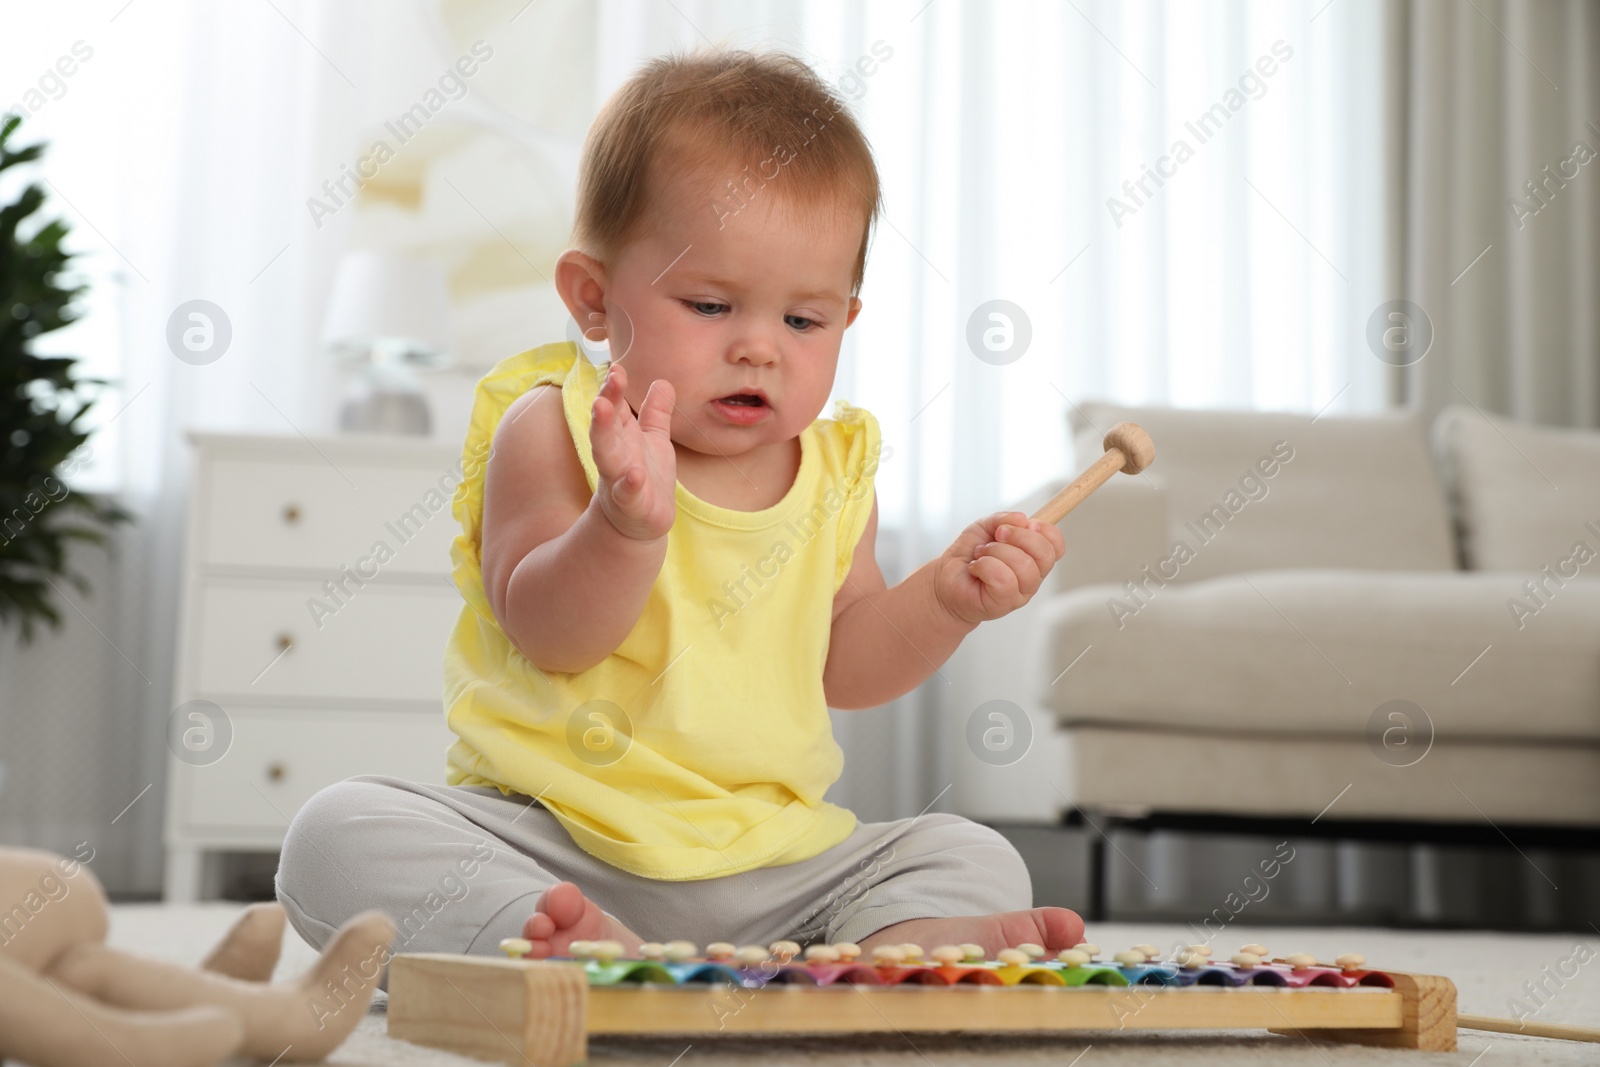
[322,251,453,435]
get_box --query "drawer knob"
[266,762,286,782]
[276,632,295,652]
[282,504,302,525]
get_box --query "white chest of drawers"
[163,433,467,901]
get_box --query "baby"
[277,49,1081,974]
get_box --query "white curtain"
[7,0,1537,892]
[827,0,1395,819]
[1390,0,1600,428]
[1,0,435,892]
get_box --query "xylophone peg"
[663,940,698,963]
[959,943,987,963]
[1231,952,1262,969]
[804,945,840,964]
[931,945,965,966]
[1132,943,1160,961]
[1285,953,1318,971]
[898,943,925,962]
[1113,949,1147,967]
[835,942,863,962]
[1240,943,1269,957]
[638,942,666,961]
[734,945,769,966]
[705,942,736,962]
[1058,949,1092,968]
[1175,950,1206,969]
[569,940,596,960]
[769,940,801,962]
[499,938,533,960]
[872,945,906,967]
[996,948,1030,967]
[1187,944,1214,958]
[1074,942,1101,962]
[1016,943,1046,960]
[1336,953,1366,972]
[591,940,626,964]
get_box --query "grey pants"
[275,775,1031,982]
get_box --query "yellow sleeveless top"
[442,342,882,880]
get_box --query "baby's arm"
[823,495,972,709]
[480,365,676,674]
[823,494,1064,709]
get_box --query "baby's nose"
[728,335,780,365]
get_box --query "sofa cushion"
[1070,402,1457,583]
[1435,405,1600,572]
[1059,728,1600,825]
[1039,569,1600,741]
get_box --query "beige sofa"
[945,402,1600,836]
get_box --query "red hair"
[572,49,882,294]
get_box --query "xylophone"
[387,937,1460,1064]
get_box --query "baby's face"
[595,167,864,459]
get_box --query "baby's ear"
[556,250,610,338]
[845,295,863,328]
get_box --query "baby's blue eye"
[686,300,727,316]
[785,314,818,331]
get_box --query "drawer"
[193,580,460,703]
[200,456,460,575]
[174,707,455,834]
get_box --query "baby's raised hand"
[590,363,677,541]
[932,511,1066,626]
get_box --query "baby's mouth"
[717,394,767,407]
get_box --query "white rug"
[98,904,1598,1065]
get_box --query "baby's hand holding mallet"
[933,422,1154,626]
[934,511,1067,626]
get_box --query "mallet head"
[1103,422,1154,474]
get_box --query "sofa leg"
[1086,831,1107,922]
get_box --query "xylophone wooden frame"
[385,953,1458,1066]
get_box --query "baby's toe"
[1042,907,1085,949]
[538,882,588,928]
[522,911,555,941]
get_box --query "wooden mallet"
[1030,422,1155,525]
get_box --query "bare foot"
[519,882,642,959]
[859,907,1084,959]
[201,902,285,982]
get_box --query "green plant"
[0,112,130,641]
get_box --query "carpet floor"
[79,904,1599,1065]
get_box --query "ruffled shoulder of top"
[450,341,589,611]
[814,398,883,591]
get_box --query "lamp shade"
[321,251,453,365]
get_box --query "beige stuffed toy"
[0,845,395,1067]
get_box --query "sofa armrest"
[1012,475,1169,596]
